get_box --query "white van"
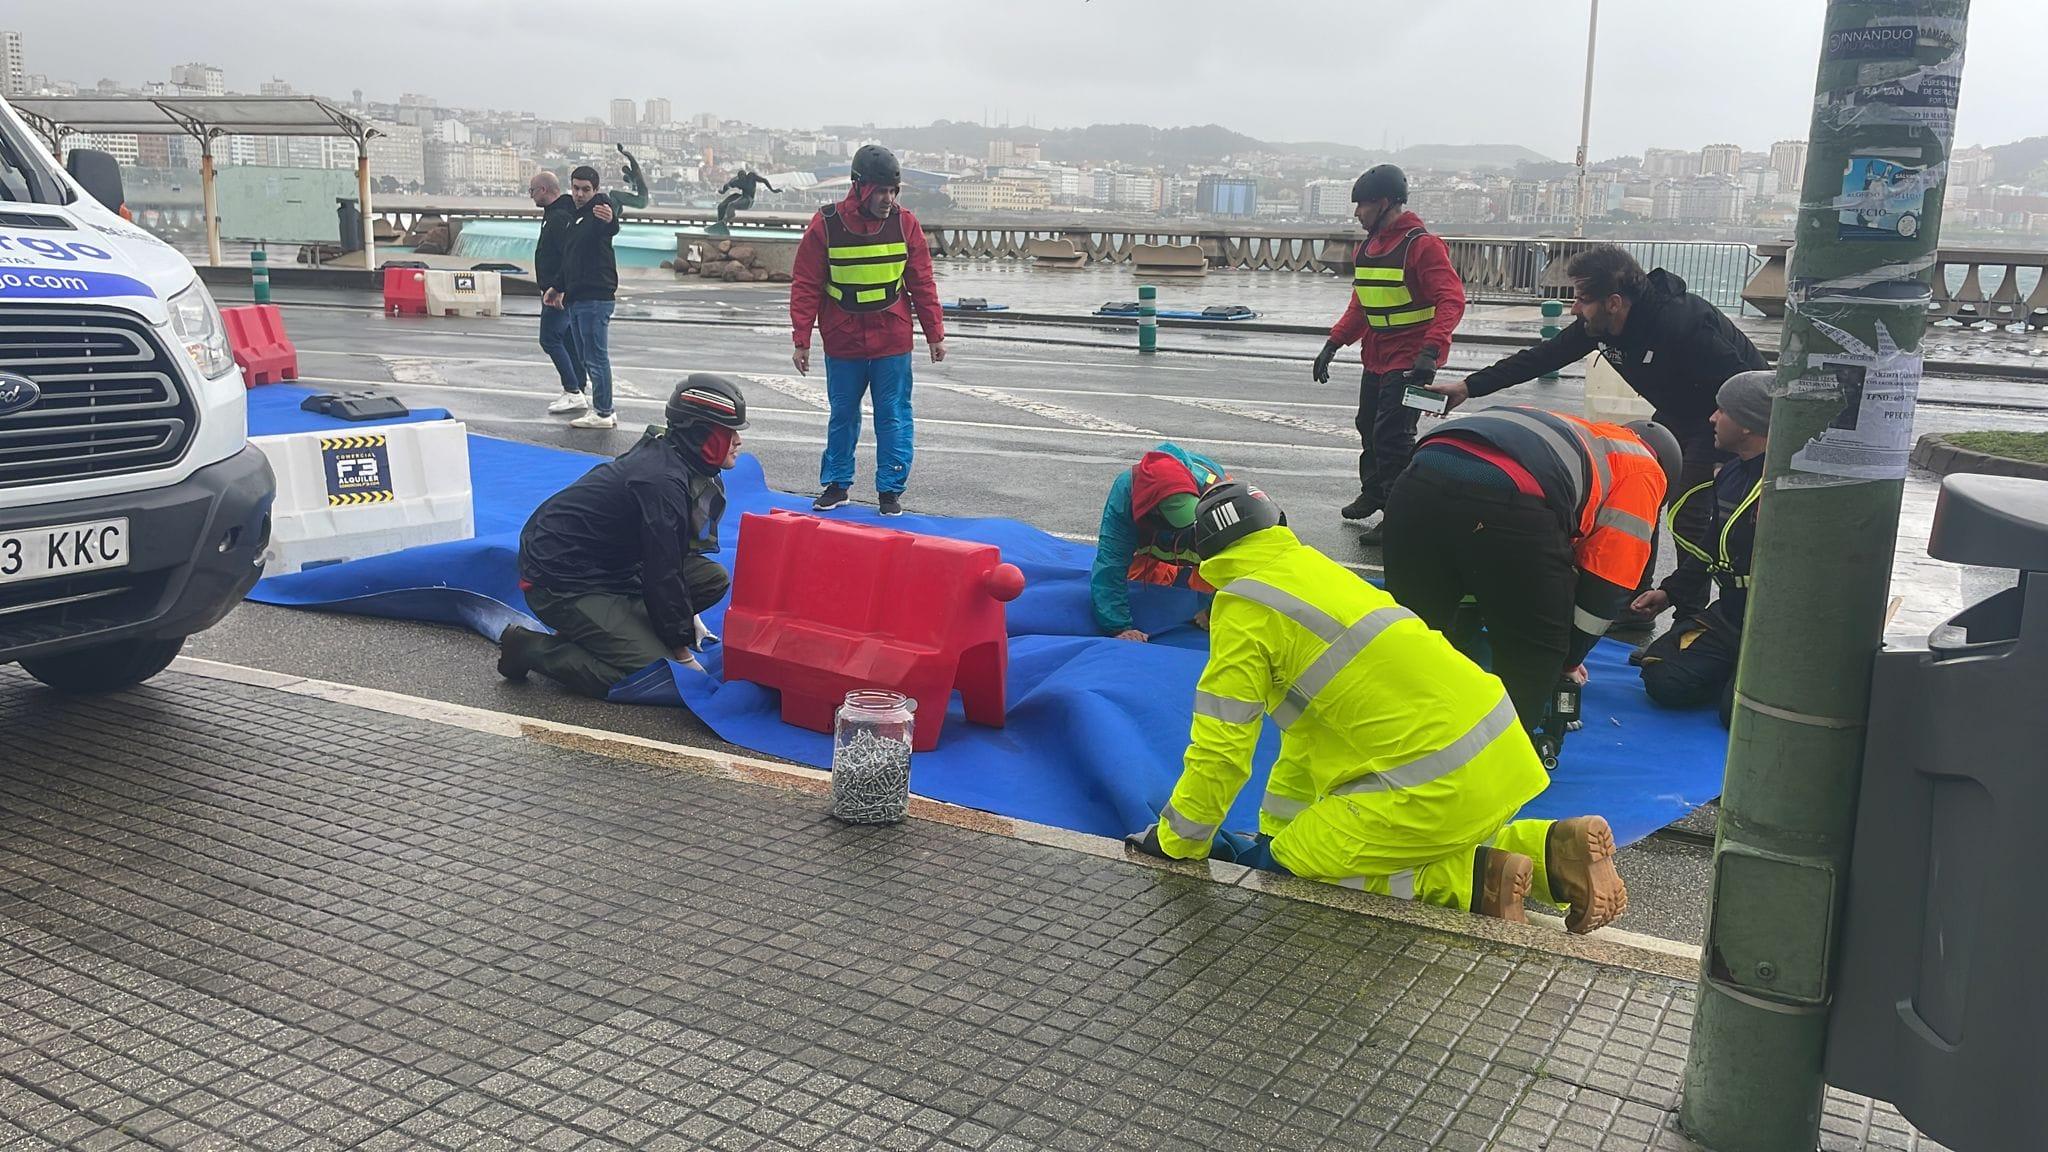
[0,95,275,692]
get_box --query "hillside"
[834,120,1552,171]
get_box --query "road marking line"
[932,383,1155,435]
[736,372,830,410]
[157,653,1700,974]
[385,357,446,386]
[1162,395,1357,440]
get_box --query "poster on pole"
[1788,353,1922,481]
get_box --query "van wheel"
[21,637,186,694]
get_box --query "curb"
[166,655,1703,981]
[1910,433,2048,481]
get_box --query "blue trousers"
[820,352,914,493]
[538,305,585,393]
[568,299,615,416]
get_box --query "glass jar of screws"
[829,690,915,824]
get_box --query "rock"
[726,244,757,265]
[721,264,743,282]
[413,224,451,256]
[716,239,734,255]
[659,259,675,270]
[768,271,792,283]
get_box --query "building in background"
[367,121,426,189]
[1,31,24,98]
[1304,178,1352,219]
[1768,139,1808,189]
[1195,174,1257,217]
[171,62,225,97]
[259,78,293,97]
[1642,147,1698,179]
[609,99,636,129]
[1949,145,1995,188]
[643,97,672,127]
[1698,143,1742,176]
[947,177,1050,213]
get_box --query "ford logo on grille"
[0,372,41,417]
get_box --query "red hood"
[1365,209,1428,254]
[1130,452,1200,519]
[834,184,893,232]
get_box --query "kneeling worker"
[1382,407,1681,737]
[1127,481,1628,933]
[1636,371,1771,726]
[1092,444,1226,641]
[498,375,749,696]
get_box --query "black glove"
[1405,348,1441,389]
[1124,823,1172,860]
[1311,340,1340,384]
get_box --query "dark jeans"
[520,557,730,699]
[716,190,755,225]
[1647,419,1731,615]
[538,304,585,393]
[1382,466,1577,732]
[1355,368,1421,509]
[1639,606,1741,727]
[567,299,615,416]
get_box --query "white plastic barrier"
[251,420,475,575]
[424,269,502,317]
[1584,353,1657,424]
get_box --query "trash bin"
[336,198,363,254]
[1825,473,2048,1152]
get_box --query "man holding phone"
[1310,164,1467,542]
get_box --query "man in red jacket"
[1311,165,1467,540]
[789,145,946,517]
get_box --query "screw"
[1755,962,1777,982]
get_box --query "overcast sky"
[5,1,2039,157]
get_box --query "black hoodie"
[1463,268,1766,435]
[559,192,621,303]
[534,192,577,293]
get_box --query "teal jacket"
[1091,443,1225,634]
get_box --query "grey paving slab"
[0,667,1938,1150]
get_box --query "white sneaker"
[569,411,617,430]
[548,391,590,414]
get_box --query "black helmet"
[1623,419,1684,501]
[851,144,902,188]
[1351,164,1408,205]
[1192,480,1286,560]
[666,373,748,432]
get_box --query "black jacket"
[517,436,726,649]
[1464,269,1766,436]
[559,193,621,303]
[1663,449,1764,630]
[534,193,577,293]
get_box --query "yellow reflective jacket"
[1156,526,1548,860]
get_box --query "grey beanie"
[1717,370,1774,435]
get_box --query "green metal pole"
[250,243,270,305]
[1138,283,1157,355]
[1678,5,1969,1150]
[1540,299,1565,380]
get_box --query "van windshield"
[0,109,70,206]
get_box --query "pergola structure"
[13,95,382,268]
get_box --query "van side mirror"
[66,149,125,213]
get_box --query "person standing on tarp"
[555,164,623,431]
[1425,245,1766,634]
[529,169,588,416]
[789,144,945,518]
[1637,371,1773,726]
[497,376,749,698]
[1092,444,1227,642]
[1310,164,1467,542]
[1123,480,1629,934]
[716,167,780,229]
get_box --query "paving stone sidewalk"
[0,669,1940,1151]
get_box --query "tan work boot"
[1472,847,1534,924]
[1547,815,1628,934]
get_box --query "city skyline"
[5,0,2044,159]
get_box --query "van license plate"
[0,518,130,586]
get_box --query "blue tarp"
[246,386,1726,847]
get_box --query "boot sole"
[1475,849,1533,924]
[1549,816,1628,934]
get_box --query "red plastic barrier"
[382,266,428,315]
[721,510,1026,751]
[219,303,297,387]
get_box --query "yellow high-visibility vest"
[1352,227,1437,329]
[821,204,907,312]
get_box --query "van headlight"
[167,280,236,379]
